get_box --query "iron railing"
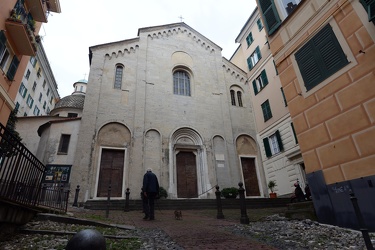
[0,123,68,212]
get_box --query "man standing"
[142,168,159,220]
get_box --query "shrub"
[221,187,239,198]
[159,187,168,199]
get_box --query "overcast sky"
[41,0,257,98]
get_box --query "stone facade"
[72,23,262,202]
[256,0,375,230]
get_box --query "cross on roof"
[178,15,184,22]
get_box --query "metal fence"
[0,123,68,212]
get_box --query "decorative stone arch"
[169,127,210,199]
[93,122,131,200]
[235,134,262,197]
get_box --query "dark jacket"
[142,171,159,193]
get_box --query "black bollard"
[72,185,80,207]
[215,186,225,219]
[66,229,106,250]
[350,192,374,250]
[238,182,249,224]
[124,188,130,212]
[106,184,111,218]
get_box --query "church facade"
[72,23,265,201]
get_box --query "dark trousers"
[145,192,157,219]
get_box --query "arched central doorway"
[176,151,198,198]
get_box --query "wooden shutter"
[275,130,284,151]
[252,80,258,95]
[6,56,19,81]
[0,31,6,55]
[295,24,348,91]
[263,137,272,157]
[261,69,268,86]
[258,0,281,35]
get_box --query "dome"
[76,79,88,84]
[54,95,85,110]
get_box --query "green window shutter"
[6,56,19,81]
[257,19,263,31]
[275,130,284,151]
[247,56,253,70]
[23,88,27,98]
[259,0,281,35]
[0,31,6,56]
[291,122,298,144]
[252,80,258,95]
[256,46,262,60]
[263,137,272,157]
[360,0,375,22]
[295,24,348,91]
[261,69,268,86]
[246,33,253,47]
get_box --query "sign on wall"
[43,164,72,184]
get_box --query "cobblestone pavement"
[1,206,374,249]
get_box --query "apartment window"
[258,0,281,35]
[32,81,37,91]
[263,130,284,157]
[280,87,287,106]
[37,67,41,78]
[114,65,123,89]
[360,0,375,23]
[230,90,236,105]
[38,93,42,102]
[246,32,254,47]
[47,88,50,96]
[47,107,50,114]
[43,101,46,109]
[19,82,27,98]
[173,70,191,96]
[6,56,19,81]
[247,46,261,70]
[30,56,37,67]
[25,69,31,79]
[261,100,272,122]
[58,134,71,154]
[257,18,263,31]
[237,92,243,107]
[42,80,46,88]
[26,94,34,108]
[281,0,301,15]
[252,69,268,95]
[33,106,40,116]
[50,96,53,104]
[15,102,20,112]
[0,31,9,71]
[295,24,349,91]
[68,113,78,118]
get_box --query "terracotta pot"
[269,193,277,198]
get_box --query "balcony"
[5,18,36,56]
[46,0,62,13]
[25,0,48,23]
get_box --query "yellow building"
[0,0,61,125]
[256,0,375,230]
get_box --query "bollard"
[72,185,80,207]
[215,186,225,219]
[350,192,374,250]
[66,229,106,250]
[124,188,130,212]
[106,184,111,218]
[238,182,249,224]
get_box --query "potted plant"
[158,186,168,199]
[268,180,277,198]
[221,187,239,199]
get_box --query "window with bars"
[295,24,348,91]
[252,69,268,95]
[230,90,236,106]
[58,134,71,154]
[173,70,191,96]
[114,65,123,89]
[261,99,272,122]
[263,130,284,157]
[237,91,243,107]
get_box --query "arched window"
[114,65,123,89]
[230,90,236,106]
[173,70,190,96]
[237,91,243,107]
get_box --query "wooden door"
[97,149,124,197]
[241,157,260,196]
[176,151,198,198]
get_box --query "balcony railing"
[0,123,68,213]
